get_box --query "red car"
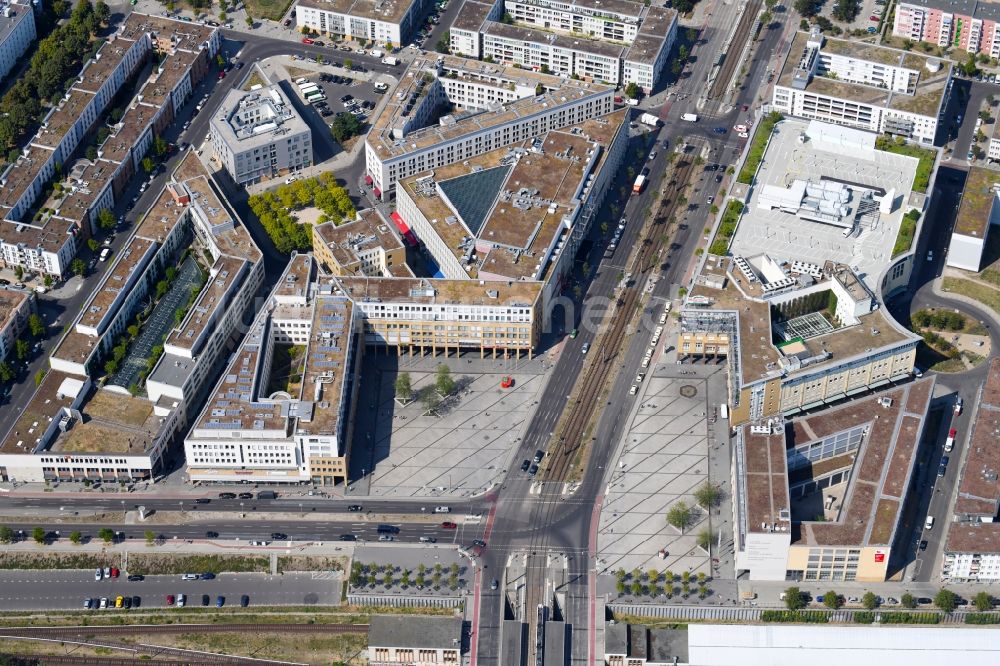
[166,594,175,606]
[441,522,458,529]
[302,37,314,45]
[870,15,880,21]
[110,567,119,578]
[218,70,226,79]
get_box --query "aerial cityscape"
[0,0,999,663]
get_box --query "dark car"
[201,572,216,580]
[205,531,219,538]
[348,504,363,511]
[533,450,544,463]
[713,127,727,134]
[237,62,245,69]
[238,492,254,500]
[339,534,357,541]
[166,594,175,606]
[271,533,288,540]
[321,108,333,116]
[122,596,132,609]
[216,595,225,607]
[132,595,141,608]
[520,459,530,472]
[218,492,236,499]
[202,594,211,606]
[0,279,9,285]
[472,539,487,548]
[917,597,933,605]
[528,463,539,476]
[340,94,353,102]
[195,498,210,504]
[919,540,928,551]
[240,595,250,607]
[127,574,144,582]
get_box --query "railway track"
[0,656,230,666]
[543,153,697,484]
[0,624,367,637]
[708,0,763,99]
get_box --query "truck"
[681,112,698,122]
[632,174,646,194]
[381,56,399,66]
[945,427,956,452]
[305,91,326,101]
[298,82,320,93]
[256,490,277,500]
[639,112,661,127]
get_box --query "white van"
[99,247,111,262]
[433,506,451,513]
[925,515,935,530]
[294,77,309,84]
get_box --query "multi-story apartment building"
[312,208,411,278]
[734,378,934,582]
[450,0,676,91]
[894,0,1000,58]
[943,358,1000,582]
[364,54,614,199]
[0,14,221,278]
[772,31,951,145]
[184,253,361,486]
[0,1,36,82]
[295,0,435,46]
[0,287,33,364]
[0,151,263,484]
[210,85,313,185]
[391,107,629,317]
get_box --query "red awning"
[390,212,418,247]
[373,187,382,198]
[364,175,373,185]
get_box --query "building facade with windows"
[0,1,35,82]
[0,287,33,364]
[772,31,951,145]
[368,616,463,664]
[210,85,313,185]
[294,0,435,46]
[893,0,1000,57]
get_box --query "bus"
[299,83,320,95]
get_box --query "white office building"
[210,85,313,185]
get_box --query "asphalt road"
[0,571,338,611]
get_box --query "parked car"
[216,595,226,607]
[200,572,216,580]
[166,594,175,606]
[241,595,250,607]
[348,504,364,512]
[202,594,211,606]
[127,574,144,582]
[132,596,141,608]
[520,459,531,472]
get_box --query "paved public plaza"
[348,352,552,499]
[597,362,731,581]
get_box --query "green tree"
[95,1,110,25]
[219,10,227,22]
[666,501,692,532]
[87,238,100,252]
[395,372,413,403]
[784,587,806,611]
[330,112,363,143]
[12,266,22,280]
[43,274,53,288]
[28,314,45,338]
[104,358,118,375]
[793,0,819,16]
[98,528,115,544]
[694,482,722,510]
[153,136,168,158]
[0,361,13,383]
[696,527,715,551]
[14,339,29,361]
[245,14,253,27]
[34,369,46,386]
[145,530,156,546]
[862,591,878,610]
[436,364,456,397]
[71,258,87,277]
[435,33,450,54]
[935,588,958,612]
[420,386,441,415]
[0,526,13,544]
[624,82,640,99]
[974,591,993,612]
[69,531,82,545]
[97,208,116,230]
[901,592,917,609]
[32,527,46,545]
[85,145,97,160]
[141,156,155,174]
[823,590,841,609]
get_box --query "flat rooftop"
[335,275,542,308]
[74,39,135,94]
[296,0,418,24]
[99,103,157,165]
[118,12,216,52]
[140,49,199,109]
[0,2,33,46]
[954,166,999,238]
[50,388,161,455]
[368,615,463,649]
[274,252,314,300]
[953,358,1000,518]
[298,295,354,438]
[0,371,81,455]
[368,54,612,161]
[56,160,115,225]
[787,378,933,547]
[0,213,76,255]
[898,0,1000,23]
[33,89,96,151]
[452,0,493,32]
[728,118,918,295]
[314,209,403,272]
[210,84,310,151]
[742,428,793,534]
[624,7,676,64]
[0,147,54,214]
[0,288,28,331]
[779,32,950,117]
[77,237,156,331]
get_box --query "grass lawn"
[265,344,306,396]
[245,0,295,21]
[127,553,270,575]
[942,276,1000,313]
[242,70,267,91]
[737,112,782,185]
[58,424,133,454]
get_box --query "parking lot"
[291,69,383,127]
[817,0,888,35]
